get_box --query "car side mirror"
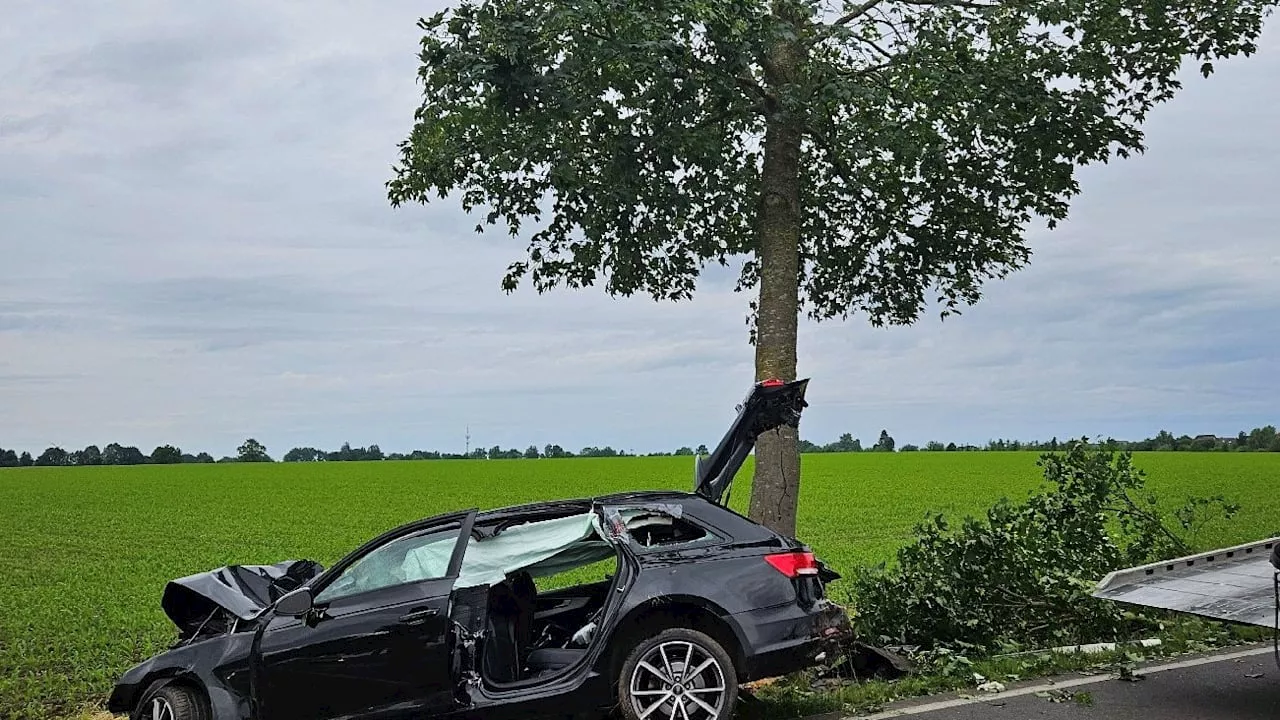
[274,587,314,617]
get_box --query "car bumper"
[733,598,850,681]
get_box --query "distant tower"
[465,425,471,456]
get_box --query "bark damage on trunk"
[747,11,804,539]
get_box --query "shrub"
[851,440,1239,651]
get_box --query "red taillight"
[765,551,819,578]
[760,378,785,388]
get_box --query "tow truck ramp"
[1093,537,1280,628]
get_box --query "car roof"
[475,490,703,522]
[470,490,780,546]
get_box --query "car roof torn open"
[444,512,611,589]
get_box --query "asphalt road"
[852,645,1280,720]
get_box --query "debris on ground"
[976,680,1006,694]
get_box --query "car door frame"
[306,508,478,596]
[251,509,478,720]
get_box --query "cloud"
[1,3,1278,457]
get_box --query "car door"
[255,510,476,720]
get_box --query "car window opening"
[456,512,623,690]
[624,512,708,548]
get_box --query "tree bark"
[747,16,804,538]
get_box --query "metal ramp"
[1093,538,1280,628]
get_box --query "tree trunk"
[747,20,804,538]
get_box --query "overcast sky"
[2,3,1278,458]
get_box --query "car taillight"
[765,551,819,578]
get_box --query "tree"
[945,442,957,452]
[824,432,861,453]
[695,444,710,456]
[1248,425,1278,452]
[102,443,146,465]
[35,447,70,466]
[874,430,896,453]
[72,445,102,466]
[524,445,541,459]
[926,441,945,452]
[284,447,324,462]
[388,0,1273,535]
[236,438,273,463]
[0,448,19,468]
[900,443,919,452]
[150,445,182,464]
[18,451,33,467]
[194,452,215,464]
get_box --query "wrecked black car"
[109,379,848,720]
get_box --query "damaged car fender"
[109,633,256,720]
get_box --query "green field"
[2,452,1278,719]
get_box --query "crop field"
[3,451,1278,719]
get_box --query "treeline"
[285,442,716,462]
[803,425,1280,454]
[0,438,710,467]
[4,425,1278,468]
[0,439,266,467]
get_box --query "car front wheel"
[142,684,208,720]
[618,628,738,720]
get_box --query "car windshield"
[316,526,461,603]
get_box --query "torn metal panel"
[1092,537,1280,627]
[694,378,809,505]
[162,560,323,636]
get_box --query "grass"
[2,451,1278,719]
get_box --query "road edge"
[839,643,1275,719]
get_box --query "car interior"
[472,507,712,688]
[482,567,618,686]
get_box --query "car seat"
[483,580,524,683]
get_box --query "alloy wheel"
[628,640,727,720]
[149,696,176,720]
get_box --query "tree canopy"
[389,0,1272,322]
[389,0,1275,534]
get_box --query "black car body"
[109,379,849,720]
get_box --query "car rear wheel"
[143,684,208,720]
[618,628,738,720]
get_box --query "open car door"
[694,378,810,505]
[254,510,477,720]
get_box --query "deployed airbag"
[404,513,614,589]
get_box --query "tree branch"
[832,0,885,27]
[735,74,771,101]
[899,0,1001,9]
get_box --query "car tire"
[618,628,738,720]
[142,683,208,720]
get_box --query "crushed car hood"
[161,560,323,635]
